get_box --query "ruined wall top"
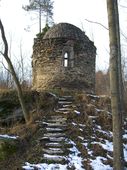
[43,23,90,42]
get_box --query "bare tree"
[106,0,124,169]
[0,19,30,123]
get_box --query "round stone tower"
[32,23,96,93]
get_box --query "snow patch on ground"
[90,156,112,170]
[74,110,80,115]
[96,128,113,138]
[78,136,84,140]
[72,122,77,126]
[0,134,18,139]
[68,144,84,170]
[92,140,113,152]
[22,162,67,170]
[23,139,84,170]
[124,144,127,161]
[123,134,127,139]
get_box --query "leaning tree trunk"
[106,0,124,169]
[0,19,29,123]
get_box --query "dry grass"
[91,143,106,157]
[9,122,38,139]
[66,92,114,169]
[96,111,112,131]
[0,88,11,93]
[0,117,44,170]
[0,90,116,169]
[0,89,60,169]
[77,93,112,131]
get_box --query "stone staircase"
[39,96,74,164]
[23,96,84,169]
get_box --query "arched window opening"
[64,52,69,67]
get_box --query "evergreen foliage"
[36,23,50,38]
[23,0,54,26]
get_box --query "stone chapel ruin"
[32,23,96,93]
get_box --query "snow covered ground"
[21,121,127,170]
[22,140,84,170]
[0,134,18,139]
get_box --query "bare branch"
[0,19,29,123]
[85,19,127,41]
[0,19,8,56]
[119,5,127,8]
[0,51,4,56]
[120,30,127,40]
[85,19,109,30]
[0,60,11,73]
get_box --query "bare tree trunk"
[106,1,124,169]
[7,36,12,88]
[114,0,124,117]
[0,19,29,123]
[114,0,124,164]
[39,0,42,33]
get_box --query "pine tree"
[23,0,54,33]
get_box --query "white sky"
[0,0,127,71]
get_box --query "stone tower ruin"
[32,23,96,93]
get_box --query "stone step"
[55,110,72,114]
[37,116,66,124]
[45,142,63,147]
[46,118,67,123]
[58,101,73,105]
[42,122,67,127]
[39,136,66,142]
[45,142,73,149]
[50,115,66,119]
[44,132,65,138]
[55,108,73,114]
[62,95,73,98]
[36,116,66,124]
[42,154,66,163]
[62,104,76,108]
[43,148,64,154]
[57,108,72,111]
[59,97,68,101]
[61,104,71,108]
[59,96,74,101]
[45,127,66,133]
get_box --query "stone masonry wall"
[32,37,96,93]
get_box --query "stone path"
[23,96,85,169]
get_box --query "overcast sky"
[0,0,127,71]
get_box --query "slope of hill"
[0,90,127,169]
